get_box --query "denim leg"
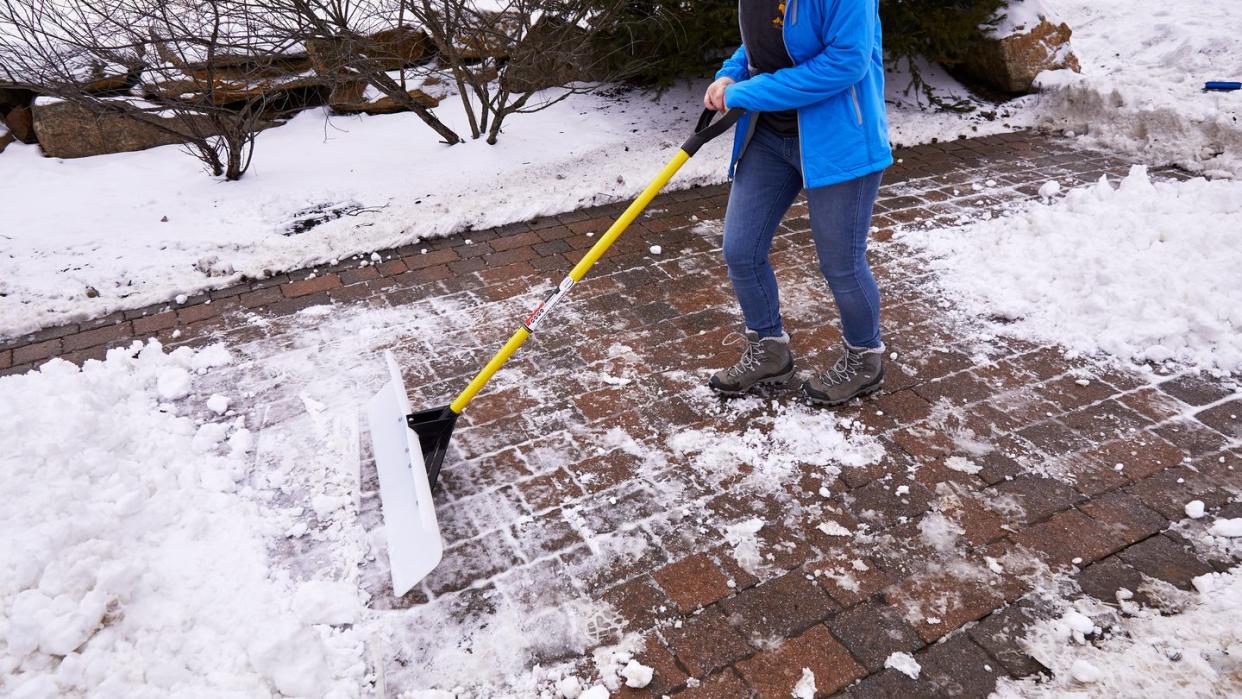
[722,128,804,338]
[804,170,885,349]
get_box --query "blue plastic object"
[1204,81,1241,92]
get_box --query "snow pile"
[669,405,885,492]
[724,518,767,575]
[918,512,965,553]
[902,167,1242,372]
[620,659,654,688]
[990,0,1056,38]
[792,668,817,698]
[945,456,983,475]
[0,341,362,696]
[885,651,921,679]
[1036,0,1242,177]
[1211,519,1242,539]
[994,569,1242,696]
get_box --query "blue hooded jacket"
[718,0,893,189]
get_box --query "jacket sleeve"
[725,0,874,112]
[715,45,750,83]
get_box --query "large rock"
[436,10,521,61]
[151,36,314,82]
[80,68,144,96]
[330,85,442,115]
[144,73,327,110]
[31,99,214,158]
[960,19,1081,95]
[4,104,36,143]
[307,26,431,74]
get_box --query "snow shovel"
[366,107,744,595]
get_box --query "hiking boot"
[802,343,885,406]
[709,330,796,396]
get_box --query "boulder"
[330,86,442,115]
[327,79,369,110]
[143,73,328,113]
[80,68,143,95]
[151,35,314,82]
[4,104,36,143]
[31,99,213,158]
[307,26,432,74]
[959,19,1081,95]
[437,10,521,61]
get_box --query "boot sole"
[709,367,798,398]
[802,372,885,407]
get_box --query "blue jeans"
[722,124,885,349]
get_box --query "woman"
[703,0,892,406]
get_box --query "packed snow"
[901,166,1242,372]
[669,405,885,493]
[619,659,653,689]
[1211,520,1242,539]
[885,651,922,679]
[945,456,983,475]
[0,299,677,697]
[1036,0,1242,178]
[792,667,817,698]
[994,568,1242,696]
[0,341,364,697]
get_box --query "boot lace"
[821,348,865,387]
[722,332,765,377]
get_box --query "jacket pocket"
[848,85,864,126]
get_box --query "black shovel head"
[408,405,459,488]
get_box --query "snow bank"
[994,568,1242,696]
[901,167,1242,372]
[0,341,361,696]
[0,85,730,340]
[1036,0,1242,177]
[0,63,1026,341]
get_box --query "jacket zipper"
[849,84,864,125]
[780,0,808,185]
[734,0,755,163]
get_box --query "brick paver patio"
[4,131,1239,696]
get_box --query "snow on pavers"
[0,67,1025,342]
[900,167,1242,373]
[2,133,1239,696]
[0,342,364,696]
[995,564,1242,697]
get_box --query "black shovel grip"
[681,108,745,156]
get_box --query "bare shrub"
[0,0,310,178]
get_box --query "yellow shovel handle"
[447,107,745,416]
[448,149,690,415]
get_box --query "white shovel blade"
[366,351,443,596]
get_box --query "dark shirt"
[739,0,798,136]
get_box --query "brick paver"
[4,130,1239,696]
